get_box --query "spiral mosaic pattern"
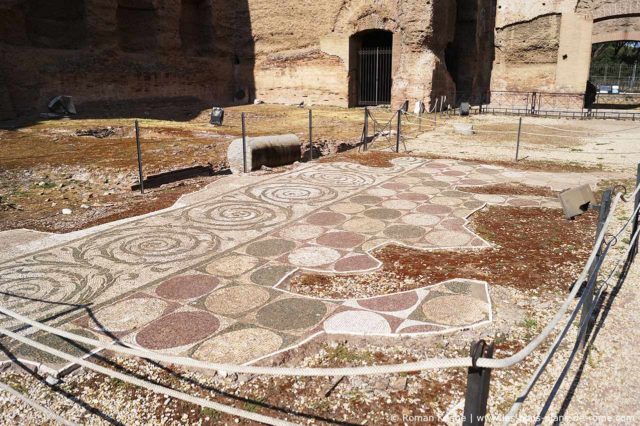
[249,183,338,205]
[298,167,375,188]
[78,225,219,265]
[0,263,111,322]
[183,200,288,230]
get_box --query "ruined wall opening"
[349,30,393,107]
[25,0,87,49]
[117,0,158,52]
[588,14,640,108]
[180,0,214,56]
[445,0,496,105]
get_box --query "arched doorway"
[587,13,640,108]
[349,30,393,107]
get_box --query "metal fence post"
[515,117,522,162]
[633,164,640,258]
[363,107,369,152]
[241,112,248,173]
[579,188,612,351]
[434,105,437,130]
[135,120,144,194]
[309,109,313,162]
[396,110,402,153]
[463,340,494,426]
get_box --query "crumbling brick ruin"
[1,0,639,120]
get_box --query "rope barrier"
[0,381,79,426]
[504,223,640,425]
[475,191,623,369]
[0,328,297,426]
[0,307,474,376]
[0,188,632,377]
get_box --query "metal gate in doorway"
[358,48,392,106]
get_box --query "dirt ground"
[401,112,640,174]
[0,104,365,232]
[1,104,638,425]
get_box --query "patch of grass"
[38,181,57,189]
[521,318,538,329]
[325,343,375,365]
[201,407,221,420]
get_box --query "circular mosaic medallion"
[384,225,426,240]
[366,188,396,197]
[256,298,327,330]
[299,168,375,188]
[429,196,464,206]
[417,204,453,215]
[280,224,325,241]
[306,212,346,226]
[250,183,337,205]
[324,310,391,334]
[250,265,293,286]
[246,239,296,258]
[316,232,365,249]
[364,208,402,221]
[204,285,271,316]
[330,202,366,215]
[193,328,283,364]
[288,246,341,268]
[136,311,220,350]
[342,217,386,234]
[93,298,168,333]
[421,295,488,326]
[358,292,419,312]
[381,199,417,210]
[424,230,471,246]
[183,201,287,230]
[401,213,441,226]
[334,255,379,272]
[205,254,260,277]
[78,225,219,265]
[156,275,219,300]
[350,195,382,205]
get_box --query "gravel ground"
[403,114,640,175]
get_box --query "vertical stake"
[309,109,313,162]
[395,109,401,153]
[515,117,523,162]
[633,164,640,258]
[364,107,369,152]
[579,189,612,351]
[463,340,494,426]
[135,120,144,194]
[241,112,248,173]
[434,101,438,130]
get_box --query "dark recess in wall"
[180,0,214,56]
[117,0,159,52]
[445,0,497,105]
[26,0,87,49]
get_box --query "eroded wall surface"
[3,0,640,120]
[0,0,253,120]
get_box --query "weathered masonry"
[1,0,639,120]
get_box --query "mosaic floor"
[0,158,594,367]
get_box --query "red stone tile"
[306,211,346,226]
[417,204,453,215]
[358,292,419,312]
[156,275,220,300]
[381,182,409,190]
[334,255,378,272]
[397,192,429,201]
[136,311,220,350]
[316,231,365,249]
